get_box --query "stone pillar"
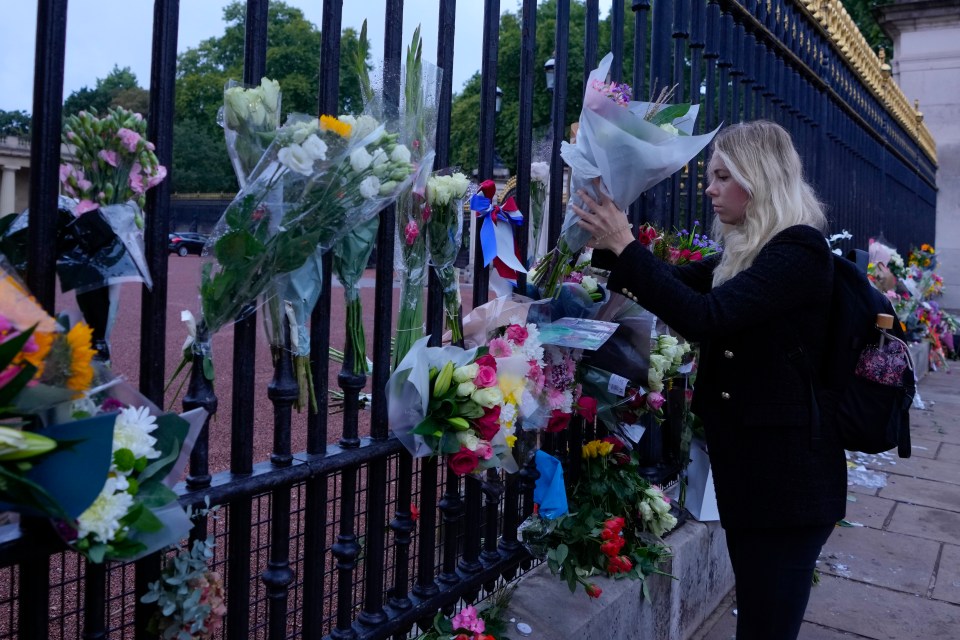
[878,1,960,311]
[0,166,17,215]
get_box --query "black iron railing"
[0,1,936,639]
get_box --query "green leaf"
[214,229,265,269]
[135,481,178,508]
[411,417,444,437]
[555,543,569,567]
[648,103,691,127]
[129,503,164,533]
[86,543,107,564]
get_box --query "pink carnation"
[404,219,419,246]
[97,149,119,167]
[128,162,146,195]
[146,165,167,189]
[75,200,99,215]
[117,127,142,152]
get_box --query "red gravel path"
[56,256,476,476]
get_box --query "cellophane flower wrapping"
[426,172,470,343]
[532,52,717,297]
[195,113,416,383]
[388,336,518,476]
[221,77,282,189]
[393,36,442,367]
[528,161,550,265]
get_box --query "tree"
[840,0,893,54]
[172,1,365,193]
[0,109,31,138]
[63,65,146,116]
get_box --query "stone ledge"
[505,520,733,640]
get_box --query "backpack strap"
[786,344,823,450]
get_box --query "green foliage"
[0,109,31,138]
[840,0,893,53]
[63,65,144,117]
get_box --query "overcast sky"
[1,0,613,113]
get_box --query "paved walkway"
[693,366,960,640]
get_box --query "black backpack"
[792,251,915,457]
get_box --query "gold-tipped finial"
[914,99,924,124]
[878,48,892,79]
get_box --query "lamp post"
[495,86,503,114]
[544,57,556,91]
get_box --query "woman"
[574,120,846,640]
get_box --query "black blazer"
[607,224,847,529]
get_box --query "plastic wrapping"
[426,172,470,343]
[221,77,282,189]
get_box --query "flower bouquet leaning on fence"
[425,171,470,343]
[141,537,226,640]
[519,436,675,599]
[388,337,518,476]
[221,77,282,189]
[415,586,515,640]
[527,160,550,265]
[175,112,416,401]
[530,52,717,297]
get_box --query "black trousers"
[724,524,835,640]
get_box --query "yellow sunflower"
[64,322,96,393]
[319,114,352,138]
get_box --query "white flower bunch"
[77,405,162,546]
[223,77,281,129]
[337,114,380,141]
[639,486,678,537]
[426,172,471,207]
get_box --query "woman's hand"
[571,178,634,255]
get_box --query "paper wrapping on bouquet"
[470,180,527,283]
[0,414,116,519]
[580,292,656,386]
[533,450,568,519]
[684,438,719,521]
[559,52,719,253]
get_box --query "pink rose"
[488,337,512,358]
[474,405,501,441]
[473,365,497,388]
[404,219,419,246]
[474,354,497,371]
[689,250,703,261]
[564,271,583,284]
[475,441,494,460]
[646,391,666,411]
[117,127,142,152]
[449,446,479,476]
[506,324,528,345]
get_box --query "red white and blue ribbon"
[470,180,527,282]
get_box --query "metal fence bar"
[546,0,570,250]
[610,0,625,82]
[629,1,651,228]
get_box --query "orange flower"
[319,114,352,138]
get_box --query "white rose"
[530,161,549,184]
[450,172,470,197]
[359,175,381,199]
[581,275,598,292]
[278,144,315,176]
[659,123,680,136]
[390,144,412,164]
[223,87,249,128]
[456,381,476,397]
[457,432,480,451]
[453,363,479,383]
[301,134,328,161]
[352,115,379,141]
[350,147,374,173]
[371,147,388,168]
[471,386,503,408]
[260,77,281,114]
[248,100,267,127]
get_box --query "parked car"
[168,232,208,257]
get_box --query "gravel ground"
[55,255,477,476]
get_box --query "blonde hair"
[709,120,826,287]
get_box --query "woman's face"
[705,156,749,225]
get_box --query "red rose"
[474,405,502,441]
[545,410,571,433]
[601,435,625,453]
[410,504,420,522]
[600,538,624,557]
[474,354,498,371]
[646,391,666,411]
[448,446,479,476]
[689,250,703,261]
[585,583,603,599]
[506,324,528,345]
[680,248,692,260]
[600,527,617,541]
[575,396,598,422]
[453,635,470,640]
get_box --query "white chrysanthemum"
[301,134,328,161]
[71,397,99,418]
[77,476,135,542]
[359,175,381,199]
[350,147,374,173]
[499,402,517,429]
[113,406,161,460]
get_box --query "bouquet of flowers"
[426,171,471,343]
[531,53,717,297]
[522,436,675,598]
[141,537,227,640]
[648,219,722,265]
[528,160,550,264]
[388,337,518,476]
[908,243,937,271]
[183,113,416,396]
[221,77,282,189]
[393,27,441,367]
[415,587,514,640]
